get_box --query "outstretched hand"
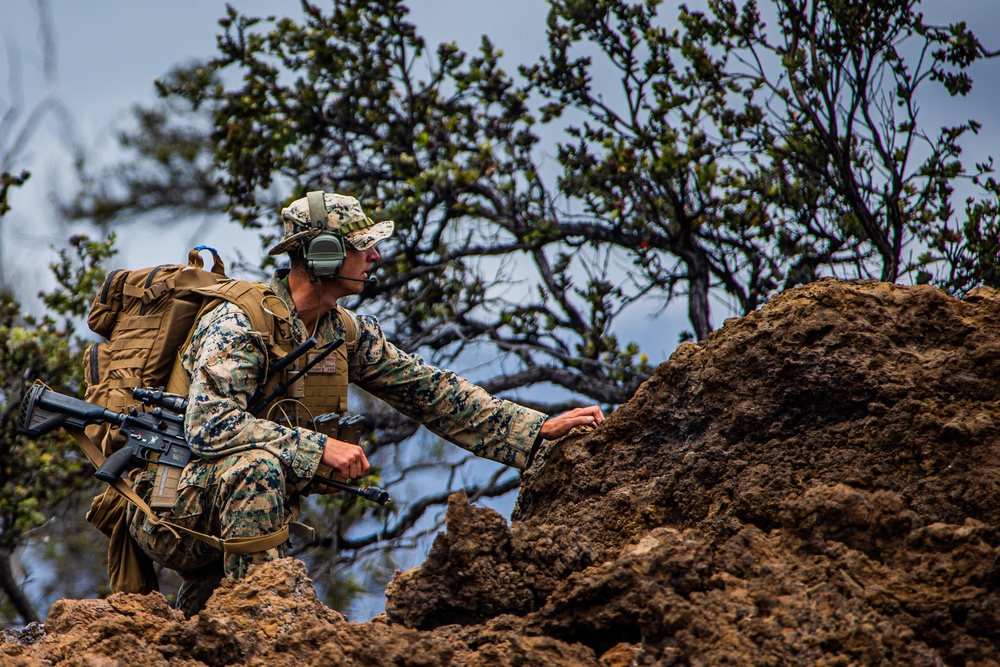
[539,406,605,441]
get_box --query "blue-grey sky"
[2,0,692,363]
[0,0,551,296]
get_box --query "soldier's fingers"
[569,414,598,428]
[539,407,604,440]
[355,452,370,478]
[323,439,370,478]
[572,406,602,420]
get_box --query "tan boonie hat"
[268,191,395,255]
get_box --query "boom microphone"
[338,275,378,287]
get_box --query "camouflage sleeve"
[347,314,547,469]
[181,302,325,489]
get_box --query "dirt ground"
[5,279,1000,666]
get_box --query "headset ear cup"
[305,233,346,278]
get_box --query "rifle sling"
[70,430,289,555]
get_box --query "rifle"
[18,384,191,484]
[16,337,390,506]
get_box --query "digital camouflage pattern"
[130,273,546,615]
[268,192,395,255]
[128,448,288,615]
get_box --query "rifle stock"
[17,383,124,437]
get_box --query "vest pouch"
[307,413,364,443]
[142,293,205,383]
[337,414,364,444]
[301,346,349,413]
[309,413,340,438]
[149,461,184,511]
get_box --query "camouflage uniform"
[129,274,547,615]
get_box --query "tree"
[1,0,66,291]
[686,0,999,291]
[0,0,112,625]
[64,97,229,245]
[523,0,1000,339]
[0,228,114,625]
[58,0,996,611]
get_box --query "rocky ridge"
[4,278,1000,666]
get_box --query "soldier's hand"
[539,406,605,441]
[321,438,370,479]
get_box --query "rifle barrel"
[313,473,391,506]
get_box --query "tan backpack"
[80,247,289,594]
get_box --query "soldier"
[129,191,604,615]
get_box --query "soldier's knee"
[224,449,285,492]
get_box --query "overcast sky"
[0,0,553,303]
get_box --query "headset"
[303,190,347,279]
[301,190,378,286]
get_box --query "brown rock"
[9,279,1000,665]
[384,491,595,629]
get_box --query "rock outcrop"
[5,279,1000,666]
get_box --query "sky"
[4,1,1000,342]
[0,0,554,300]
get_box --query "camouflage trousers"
[128,448,290,617]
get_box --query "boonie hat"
[268,191,394,255]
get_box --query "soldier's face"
[337,244,380,292]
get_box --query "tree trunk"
[687,258,713,342]
[0,548,40,625]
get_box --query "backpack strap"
[335,306,359,353]
[194,280,290,346]
[165,280,292,396]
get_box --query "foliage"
[0,171,30,218]
[0,215,116,625]
[523,0,999,338]
[690,0,998,293]
[58,0,997,613]
[0,295,80,625]
[65,98,226,236]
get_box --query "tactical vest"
[256,304,361,491]
[165,279,355,416]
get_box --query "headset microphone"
[337,275,379,287]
